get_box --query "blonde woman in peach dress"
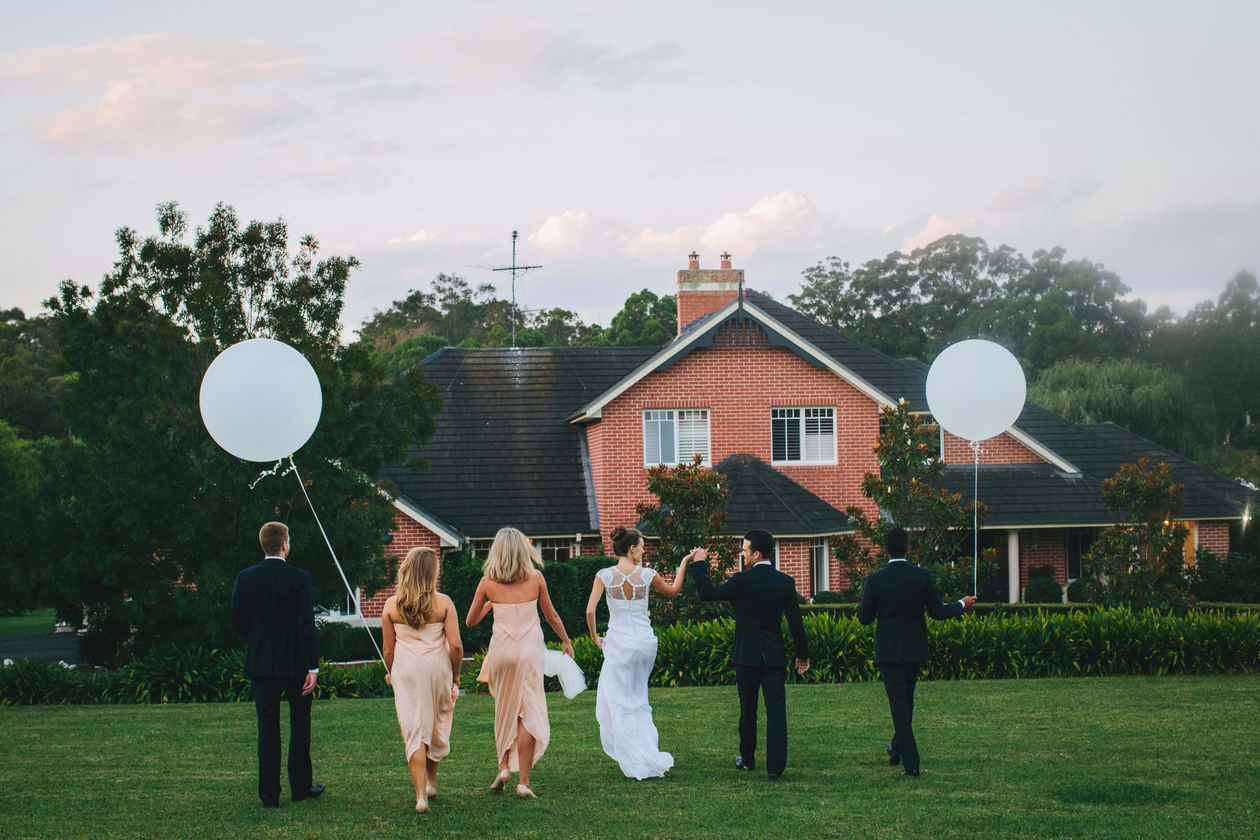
[382,547,463,814]
[465,527,575,799]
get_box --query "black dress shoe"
[767,772,783,782]
[292,784,325,801]
[261,800,279,808]
[886,741,901,766]
[735,756,755,771]
[903,768,920,778]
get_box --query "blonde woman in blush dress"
[466,527,575,799]
[584,526,696,779]
[381,547,463,813]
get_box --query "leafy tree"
[45,202,440,663]
[0,421,49,613]
[0,308,72,438]
[1029,358,1211,455]
[606,290,676,346]
[832,400,994,600]
[1074,458,1192,610]
[380,333,450,378]
[635,454,738,623]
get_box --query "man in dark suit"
[858,527,975,777]
[231,521,324,807]
[688,529,809,780]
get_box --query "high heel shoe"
[516,784,537,799]
[415,798,430,814]
[489,769,511,792]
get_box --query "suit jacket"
[231,557,319,679]
[689,561,809,668]
[857,561,963,664]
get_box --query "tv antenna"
[491,230,543,348]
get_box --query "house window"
[811,538,829,595]
[535,538,572,564]
[468,539,493,560]
[772,407,836,464]
[1065,529,1094,581]
[643,409,710,466]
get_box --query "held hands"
[962,596,977,612]
[686,547,708,565]
[795,658,810,676]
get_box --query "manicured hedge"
[6,608,1259,704]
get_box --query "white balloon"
[926,339,1026,442]
[199,338,322,462]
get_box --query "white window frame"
[467,539,493,560]
[643,408,711,467]
[771,406,837,466]
[534,538,572,564]
[811,537,829,594]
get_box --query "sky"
[3,1,1258,335]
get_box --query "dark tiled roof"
[379,346,657,537]
[937,464,1114,527]
[714,454,852,536]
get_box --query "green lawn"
[2,676,1258,839]
[0,609,56,637]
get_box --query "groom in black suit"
[858,527,974,777]
[231,521,324,807]
[689,529,809,780]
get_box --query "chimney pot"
[688,251,700,270]
[720,251,732,269]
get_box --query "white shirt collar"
[753,560,773,568]
[264,555,286,562]
[888,557,907,563]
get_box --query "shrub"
[812,590,852,605]
[1024,567,1063,603]
[1190,550,1260,603]
[1066,578,1090,603]
[316,622,384,662]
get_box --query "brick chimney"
[676,252,743,334]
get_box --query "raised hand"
[795,658,810,676]
[962,595,977,611]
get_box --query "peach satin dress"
[391,622,455,763]
[476,600,550,771]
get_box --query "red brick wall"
[360,509,443,619]
[1019,529,1068,591]
[586,328,884,561]
[943,430,1045,465]
[677,290,739,332]
[776,539,811,597]
[1198,521,1231,556]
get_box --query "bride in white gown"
[584,526,696,780]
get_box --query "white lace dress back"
[594,565,674,779]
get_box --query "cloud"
[988,176,1103,214]
[530,210,591,250]
[533,37,683,90]
[626,191,823,260]
[900,213,976,252]
[386,229,439,247]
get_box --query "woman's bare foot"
[415,798,430,814]
[489,769,511,792]
[516,784,537,799]
[426,783,438,799]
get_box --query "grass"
[2,676,1258,839]
[0,609,56,637]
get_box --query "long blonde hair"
[396,547,440,628]
[482,526,542,583]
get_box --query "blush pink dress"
[391,622,455,764]
[476,599,550,771]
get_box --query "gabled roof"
[379,346,657,537]
[714,454,853,536]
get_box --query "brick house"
[353,253,1255,620]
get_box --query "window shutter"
[677,410,710,465]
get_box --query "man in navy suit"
[858,527,974,777]
[231,521,324,807]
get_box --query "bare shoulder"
[381,594,397,620]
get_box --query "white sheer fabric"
[595,565,674,779]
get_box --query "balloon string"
[288,456,388,671]
[971,440,981,598]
